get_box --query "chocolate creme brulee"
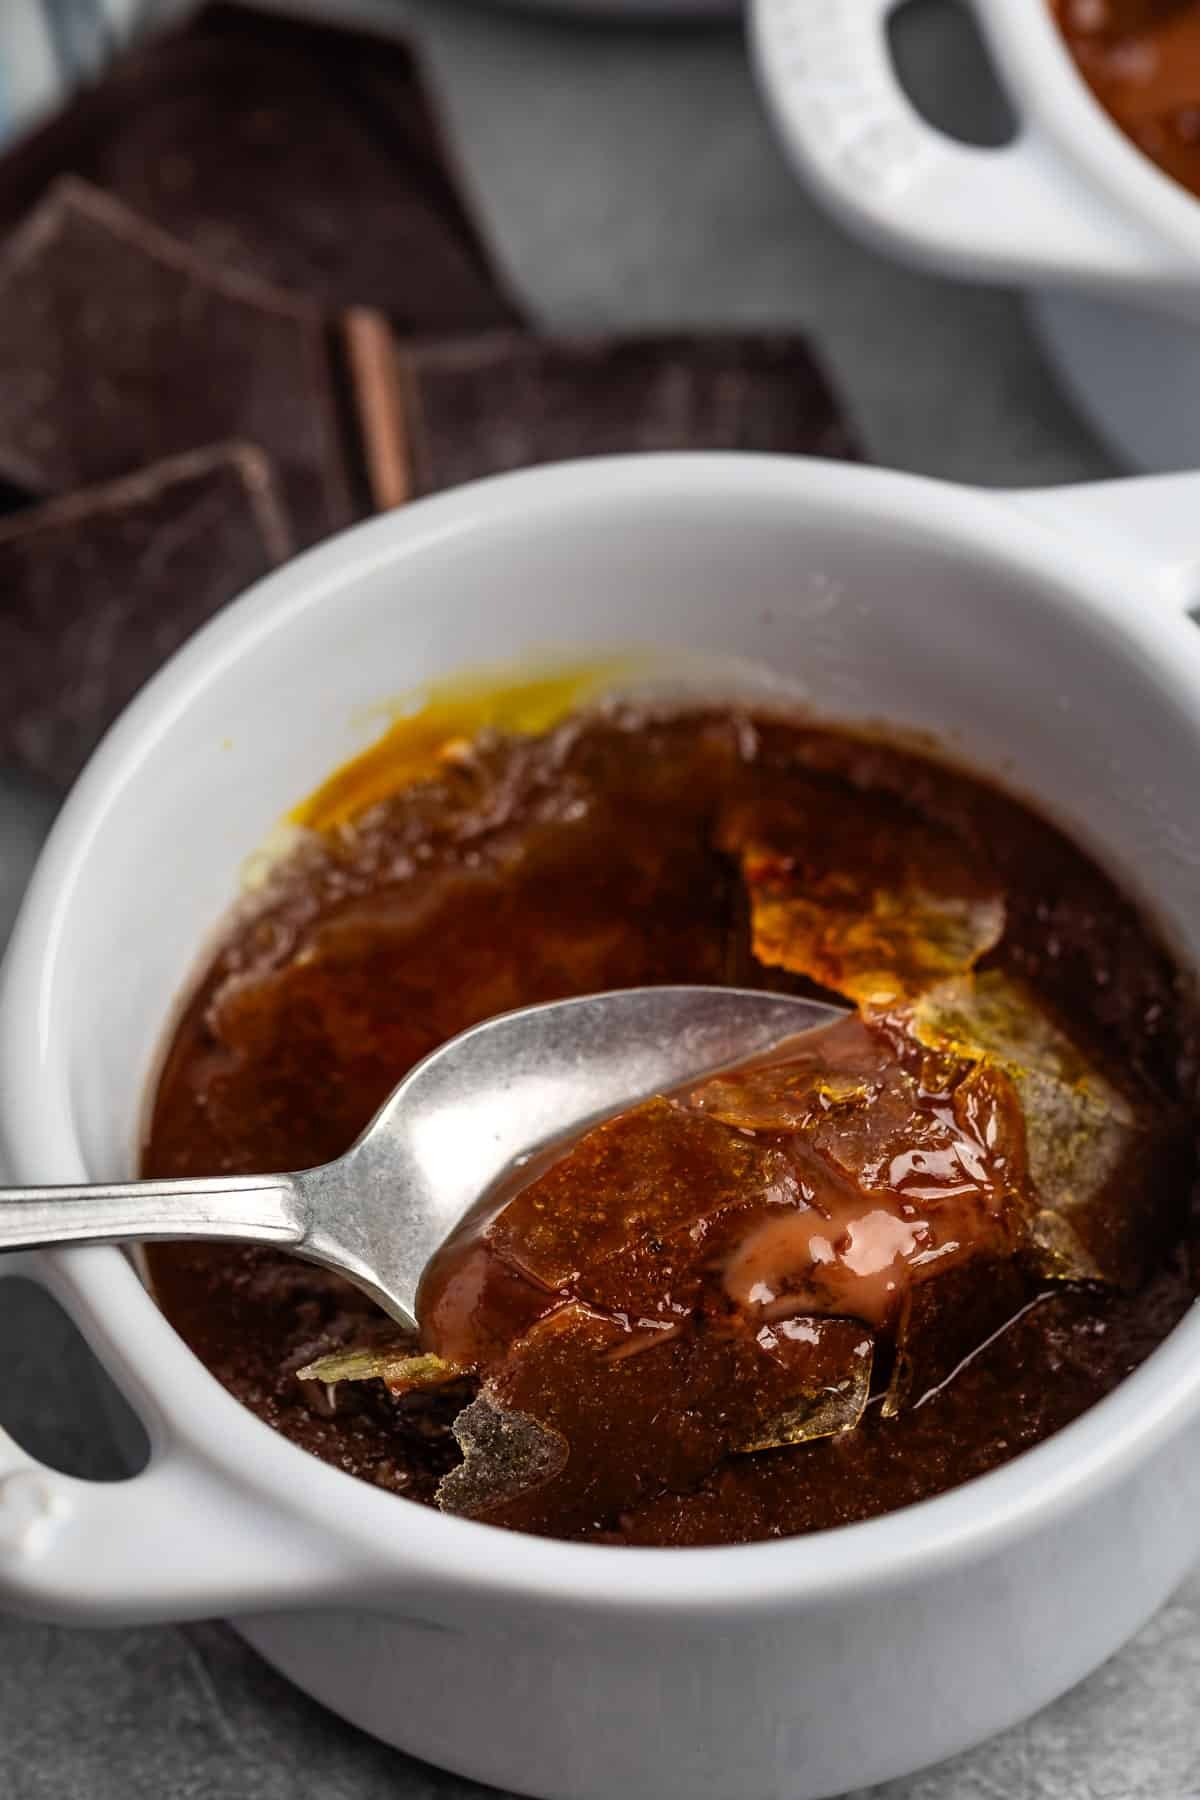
[143,692,1199,1546]
[1053,0,1200,198]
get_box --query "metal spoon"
[0,987,842,1328]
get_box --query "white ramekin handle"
[0,1255,368,1625]
[750,0,1168,288]
[1007,474,1200,617]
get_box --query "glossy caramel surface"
[144,706,1198,1544]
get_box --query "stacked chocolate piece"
[0,2,859,792]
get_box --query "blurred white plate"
[1029,292,1200,474]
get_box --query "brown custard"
[143,704,1199,1546]
[1053,0,1200,198]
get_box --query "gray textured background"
[5,2,1196,1797]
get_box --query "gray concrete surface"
[4,2,1194,1796]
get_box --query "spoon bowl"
[0,986,843,1327]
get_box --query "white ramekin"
[1,455,1200,1800]
[751,0,1200,471]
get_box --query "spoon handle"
[0,1174,306,1254]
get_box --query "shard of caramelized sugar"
[912,971,1187,1288]
[686,1015,1031,1325]
[437,1393,569,1521]
[296,1347,462,1394]
[883,1256,1038,1417]
[720,780,1004,1006]
[735,1320,873,1453]
[435,1303,872,1532]
[483,1097,772,1310]
[420,1097,799,1367]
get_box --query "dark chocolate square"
[0,442,290,788]
[391,333,862,494]
[0,2,518,332]
[0,177,352,545]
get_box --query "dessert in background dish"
[1052,0,1200,198]
[142,693,1198,1547]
